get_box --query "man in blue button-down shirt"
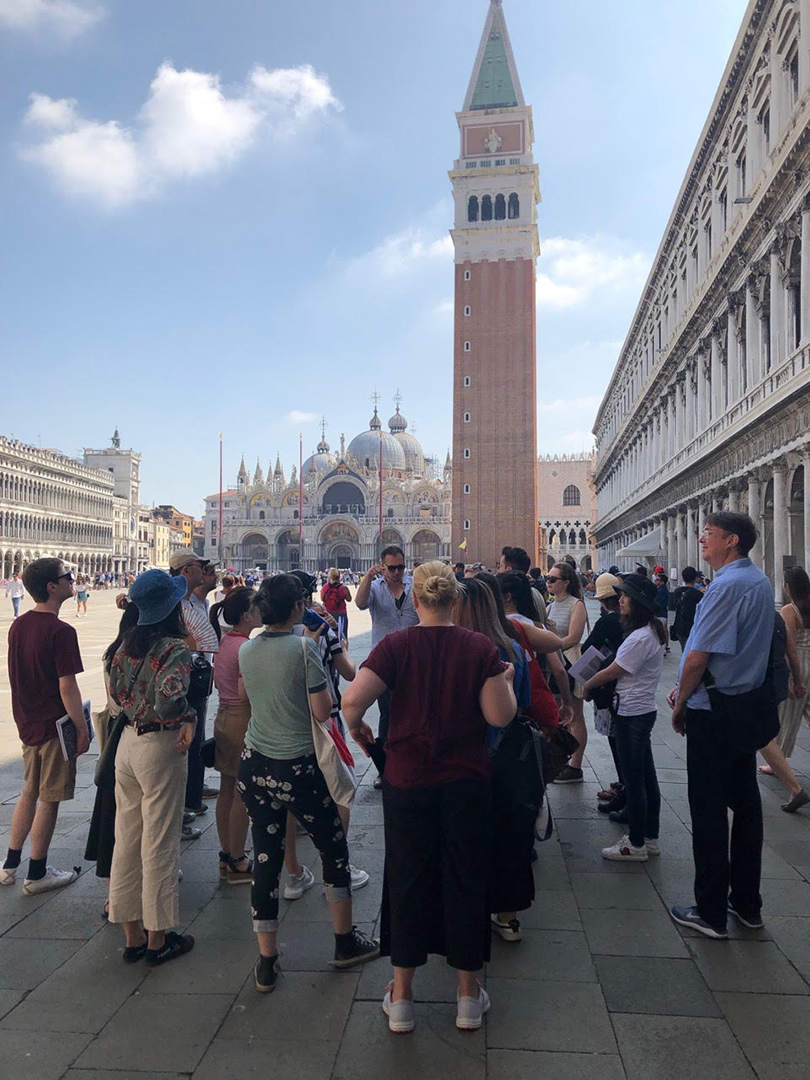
[667,512,774,940]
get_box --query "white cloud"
[537,236,650,311]
[21,62,341,208]
[347,226,453,280]
[285,410,318,424]
[0,0,103,37]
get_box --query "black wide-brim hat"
[614,572,658,613]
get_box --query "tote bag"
[301,638,357,808]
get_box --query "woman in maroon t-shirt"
[342,561,516,1035]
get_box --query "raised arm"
[355,565,382,610]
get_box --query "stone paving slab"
[594,954,723,1017]
[487,1049,627,1080]
[611,1013,757,1079]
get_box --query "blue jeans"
[11,596,20,618]
[184,693,208,809]
[613,710,660,849]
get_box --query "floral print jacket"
[110,637,197,727]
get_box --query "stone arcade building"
[0,436,114,578]
[593,0,810,603]
[204,406,451,573]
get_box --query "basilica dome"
[303,435,335,475]
[347,408,407,474]
[388,406,425,475]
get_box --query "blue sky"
[0,0,749,514]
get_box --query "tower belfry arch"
[450,0,540,565]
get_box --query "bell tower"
[450,0,540,566]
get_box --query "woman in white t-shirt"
[584,574,665,862]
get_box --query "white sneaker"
[0,866,16,887]
[283,864,315,900]
[456,985,490,1031]
[22,866,78,895]
[601,836,648,862]
[349,865,369,891]
[645,838,661,857]
[382,983,415,1033]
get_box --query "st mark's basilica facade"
[203,403,452,573]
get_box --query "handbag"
[539,725,580,782]
[301,637,357,808]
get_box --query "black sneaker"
[669,905,728,940]
[608,808,629,824]
[254,953,281,993]
[728,903,764,929]
[598,796,626,814]
[333,927,380,969]
[554,766,583,784]
[145,931,195,967]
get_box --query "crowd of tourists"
[2,512,809,1031]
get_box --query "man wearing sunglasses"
[2,559,88,895]
[356,546,419,788]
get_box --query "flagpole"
[218,433,223,565]
[299,433,304,568]
[378,427,383,542]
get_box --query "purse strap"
[301,635,317,726]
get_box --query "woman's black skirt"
[380,777,491,971]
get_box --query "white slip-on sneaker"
[349,865,369,891]
[491,915,522,942]
[0,866,16,887]
[456,985,490,1031]
[645,838,661,856]
[382,983,415,1033]
[601,836,648,862]
[283,864,315,901]
[22,866,78,895]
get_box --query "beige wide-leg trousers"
[109,725,187,931]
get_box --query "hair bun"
[413,560,457,608]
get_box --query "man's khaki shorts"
[22,738,77,802]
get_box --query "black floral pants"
[237,748,351,933]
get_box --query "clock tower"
[450,0,540,567]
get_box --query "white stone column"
[748,472,764,568]
[773,460,788,604]
[801,0,810,92]
[801,199,810,346]
[667,513,677,574]
[804,449,810,568]
[688,503,700,567]
[727,304,740,405]
[698,500,709,574]
[676,509,686,573]
[745,278,761,387]
[710,330,722,421]
[727,482,740,513]
[771,240,786,372]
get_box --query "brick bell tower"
[450,0,540,567]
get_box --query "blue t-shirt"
[678,558,774,710]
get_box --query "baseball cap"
[169,550,208,572]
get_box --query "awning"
[616,528,664,559]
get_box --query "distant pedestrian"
[75,575,90,618]
[672,567,703,650]
[321,567,352,639]
[5,571,24,618]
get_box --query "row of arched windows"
[549,528,588,547]
[0,470,111,519]
[0,510,112,548]
[467,193,520,222]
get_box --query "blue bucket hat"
[129,569,188,625]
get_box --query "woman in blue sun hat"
[108,570,198,968]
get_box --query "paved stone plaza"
[0,590,809,1079]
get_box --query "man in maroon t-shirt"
[0,558,88,895]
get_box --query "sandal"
[227,854,253,884]
[102,898,110,920]
[218,851,230,881]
